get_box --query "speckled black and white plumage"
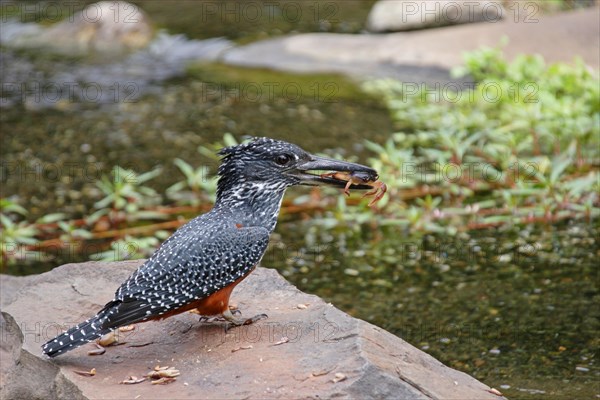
[42,137,378,357]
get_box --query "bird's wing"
[101,226,270,329]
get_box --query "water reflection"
[274,221,599,399]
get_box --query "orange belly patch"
[148,268,254,321]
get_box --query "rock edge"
[1,261,505,399]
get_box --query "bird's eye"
[275,154,293,166]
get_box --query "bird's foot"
[222,309,268,332]
[194,306,241,322]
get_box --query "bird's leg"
[222,308,268,332]
[194,305,241,322]
[228,303,242,316]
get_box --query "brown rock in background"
[4,1,153,55]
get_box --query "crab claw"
[362,182,387,206]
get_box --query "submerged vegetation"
[1,47,599,270]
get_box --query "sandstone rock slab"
[2,261,505,399]
[367,0,505,32]
[0,274,30,308]
[221,8,599,85]
[0,312,85,400]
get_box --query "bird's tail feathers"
[42,305,115,357]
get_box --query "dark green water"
[272,219,600,399]
[0,61,392,219]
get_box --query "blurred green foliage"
[349,46,599,233]
[1,47,598,267]
[90,165,166,227]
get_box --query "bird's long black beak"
[291,155,378,190]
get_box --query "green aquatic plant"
[56,220,93,242]
[167,133,238,205]
[0,198,27,216]
[3,47,599,267]
[91,165,165,227]
[0,201,40,267]
[89,235,160,262]
[352,45,600,233]
[167,159,216,205]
